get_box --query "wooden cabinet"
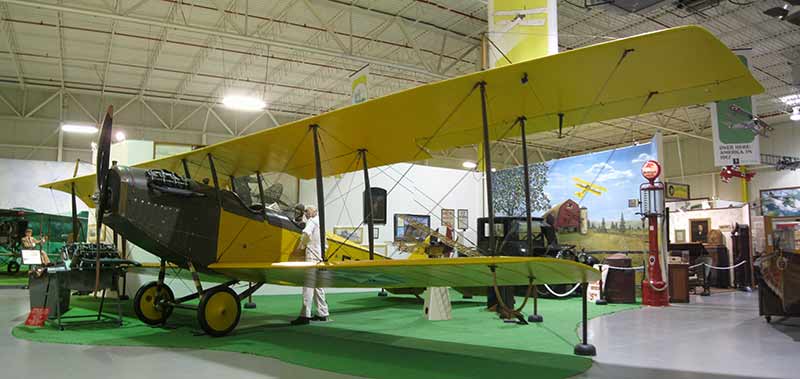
[605,254,636,303]
[669,263,690,303]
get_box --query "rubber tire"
[198,286,241,337]
[765,316,772,323]
[133,281,175,325]
[7,260,20,274]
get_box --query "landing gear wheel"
[198,286,241,337]
[133,281,174,325]
[7,260,20,273]
[765,316,772,323]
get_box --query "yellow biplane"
[573,177,608,199]
[41,26,762,356]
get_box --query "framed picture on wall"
[333,226,363,244]
[675,229,686,243]
[441,209,455,228]
[394,214,430,242]
[689,219,710,243]
[457,209,469,230]
[760,186,800,217]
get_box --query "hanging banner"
[480,0,557,172]
[488,0,558,68]
[711,50,760,166]
[350,66,369,105]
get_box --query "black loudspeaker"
[364,187,387,225]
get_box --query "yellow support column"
[740,166,748,203]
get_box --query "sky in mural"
[543,142,658,222]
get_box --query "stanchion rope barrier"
[542,283,582,298]
[604,265,645,271]
[688,261,747,270]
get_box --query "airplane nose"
[102,166,123,216]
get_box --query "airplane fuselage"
[103,166,303,273]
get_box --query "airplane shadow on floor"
[32,294,591,379]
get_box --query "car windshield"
[516,220,542,241]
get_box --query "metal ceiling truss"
[0,0,796,163]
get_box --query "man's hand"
[288,236,306,261]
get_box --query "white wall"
[0,158,93,214]
[299,163,483,258]
[110,140,155,166]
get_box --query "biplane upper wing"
[42,26,762,207]
[207,256,599,288]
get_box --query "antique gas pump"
[639,160,669,306]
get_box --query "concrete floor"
[1,288,797,379]
[576,291,798,379]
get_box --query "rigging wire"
[555,48,636,151]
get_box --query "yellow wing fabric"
[207,256,599,288]
[42,26,763,207]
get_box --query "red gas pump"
[639,160,669,306]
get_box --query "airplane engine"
[102,166,220,269]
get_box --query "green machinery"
[0,208,88,273]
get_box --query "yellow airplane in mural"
[573,177,608,199]
[41,27,761,354]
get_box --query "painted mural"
[493,141,658,252]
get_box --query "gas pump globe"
[638,160,669,306]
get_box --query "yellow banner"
[351,67,369,104]
[488,0,558,68]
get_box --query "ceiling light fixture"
[791,106,800,122]
[222,95,266,111]
[115,131,127,142]
[61,123,98,134]
[462,161,477,169]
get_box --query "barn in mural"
[544,199,580,232]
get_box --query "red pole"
[641,190,669,306]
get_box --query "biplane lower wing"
[207,256,599,289]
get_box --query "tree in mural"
[491,163,551,217]
[619,212,626,233]
[600,217,607,232]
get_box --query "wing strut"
[478,81,496,256]
[310,124,328,262]
[208,154,221,206]
[181,159,191,179]
[517,115,543,323]
[256,171,266,217]
[359,149,375,260]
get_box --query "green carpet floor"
[0,264,28,287]
[13,290,639,379]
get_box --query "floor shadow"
[20,294,594,379]
[120,320,592,379]
[769,317,800,342]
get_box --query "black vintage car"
[476,216,598,299]
[476,216,560,257]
